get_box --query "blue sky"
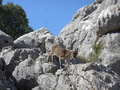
[3,0,94,36]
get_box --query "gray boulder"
[0,58,5,71]
[56,64,120,90]
[12,58,41,90]
[0,47,41,78]
[59,0,120,53]
[14,28,52,51]
[73,4,97,21]
[94,0,104,4]
[0,81,17,90]
[42,62,58,74]
[32,86,40,90]
[0,30,14,51]
[12,53,58,90]
[0,48,21,78]
[0,80,17,90]
[59,0,120,76]
[0,70,17,90]
[96,5,120,36]
[98,33,120,76]
[36,63,120,90]
[107,57,120,76]
[1,0,120,90]
[14,28,63,53]
[37,73,57,90]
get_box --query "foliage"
[0,2,33,39]
[78,41,104,63]
[0,0,2,5]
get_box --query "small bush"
[78,41,104,63]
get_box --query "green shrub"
[78,41,104,63]
[0,2,33,39]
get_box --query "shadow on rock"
[48,55,84,69]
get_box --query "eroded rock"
[0,30,14,51]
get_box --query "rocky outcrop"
[0,48,41,79]
[0,0,120,90]
[0,30,14,51]
[14,28,51,52]
[59,0,120,76]
[72,4,97,21]
[0,30,120,90]
[0,57,17,90]
[12,57,120,90]
[98,33,120,75]
[94,0,104,4]
[96,5,120,36]
[0,70,17,90]
[14,27,63,52]
[36,63,120,90]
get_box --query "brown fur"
[48,44,78,68]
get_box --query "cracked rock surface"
[0,0,120,90]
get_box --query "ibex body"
[48,44,78,68]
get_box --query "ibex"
[48,44,78,68]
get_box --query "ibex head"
[71,48,78,59]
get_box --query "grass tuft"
[78,41,104,63]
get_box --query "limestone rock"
[0,0,120,90]
[12,54,58,90]
[0,70,17,90]
[0,30,14,51]
[73,4,97,21]
[55,64,120,90]
[14,28,52,51]
[0,80,17,90]
[98,33,120,75]
[107,57,120,76]
[59,0,120,76]
[94,0,104,4]
[37,73,57,90]
[36,63,120,90]
[0,57,6,71]
[0,48,41,78]
[42,62,58,74]
[12,58,42,90]
[96,5,120,36]
[32,86,40,90]
[14,28,63,53]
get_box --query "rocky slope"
[0,0,120,90]
[59,0,120,76]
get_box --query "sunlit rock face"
[0,0,120,90]
[59,0,120,75]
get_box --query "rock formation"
[59,0,120,76]
[0,0,120,90]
